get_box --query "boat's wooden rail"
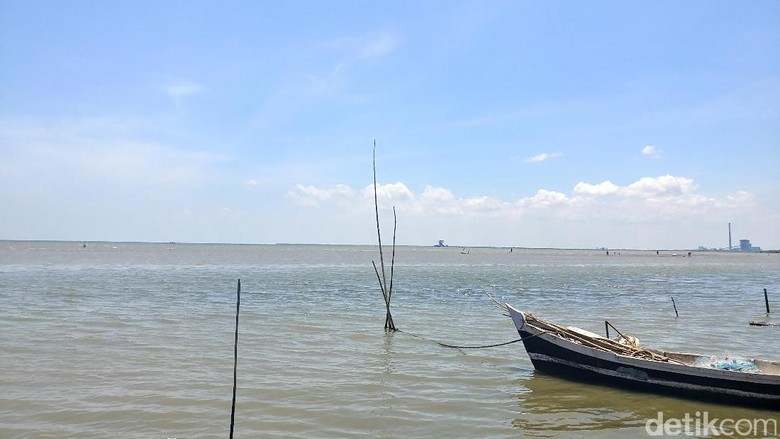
[525,313,780,375]
[524,313,681,364]
[753,359,780,375]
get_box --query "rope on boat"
[523,312,683,364]
[482,293,670,359]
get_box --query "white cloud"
[641,145,660,157]
[417,186,508,216]
[524,152,562,163]
[573,175,697,199]
[358,182,415,207]
[420,185,455,203]
[290,174,753,237]
[574,181,620,196]
[622,175,696,197]
[527,189,569,206]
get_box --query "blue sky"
[1,1,778,249]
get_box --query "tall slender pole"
[373,142,388,300]
[229,279,241,439]
[765,288,770,314]
[385,207,397,329]
[671,296,679,318]
[728,223,731,250]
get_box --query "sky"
[1,1,778,249]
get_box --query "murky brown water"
[1,242,778,437]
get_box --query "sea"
[1,241,778,438]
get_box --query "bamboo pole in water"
[765,288,771,314]
[372,140,397,331]
[386,207,398,328]
[748,289,775,326]
[229,279,241,438]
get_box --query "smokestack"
[728,223,732,250]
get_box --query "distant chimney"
[728,223,732,250]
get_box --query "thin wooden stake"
[604,320,626,340]
[764,288,771,314]
[372,260,393,330]
[386,206,397,329]
[671,296,679,318]
[229,279,241,439]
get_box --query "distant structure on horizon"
[698,223,763,252]
[740,239,762,252]
[728,222,732,250]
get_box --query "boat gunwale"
[507,304,780,382]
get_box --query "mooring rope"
[397,329,542,349]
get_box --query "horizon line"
[1,238,775,253]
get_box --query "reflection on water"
[514,371,780,438]
[514,372,648,438]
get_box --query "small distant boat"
[505,305,780,408]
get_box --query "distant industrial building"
[739,239,762,252]
[698,223,764,252]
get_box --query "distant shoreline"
[1,239,777,253]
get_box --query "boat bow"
[504,304,780,409]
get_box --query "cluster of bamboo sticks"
[371,141,397,331]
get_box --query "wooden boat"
[505,304,780,409]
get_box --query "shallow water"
[1,242,778,438]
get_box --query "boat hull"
[507,306,780,409]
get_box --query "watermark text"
[646,411,778,437]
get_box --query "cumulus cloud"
[289,174,752,230]
[574,175,697,199]
[574,181,620,196]
[524,152,562,163]
[641,145,660,158]
[528,189,569,206]
[622,175,696,197]
[359,182,414,207]
[420,185,455,203]
[572,175,697,198]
